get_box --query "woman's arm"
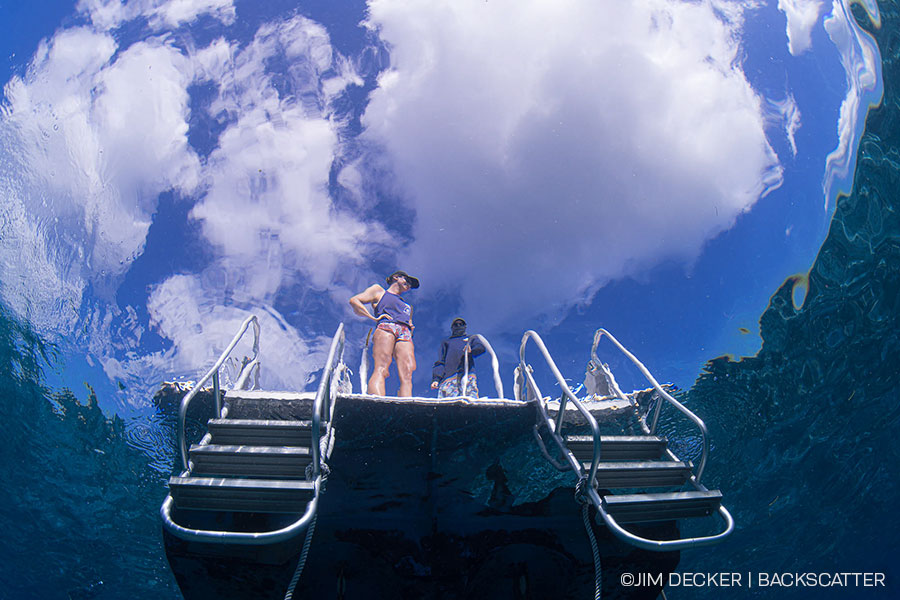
[349,284,385,321]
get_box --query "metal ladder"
[518,329,734,551]
[160,320,347,545]
[167,393,317,515]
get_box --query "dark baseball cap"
[451,317,466,327]
[387,270,420,289]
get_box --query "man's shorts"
[376,321,413,342]
[438,373,478,398]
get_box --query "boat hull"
[164,395,680,599]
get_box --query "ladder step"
[587,461,692,488]
[566,435,667,461]
[222,390,315,420]
[190,444,312,479]
[603,490,723,523]
[207,419,312,446]
[224,390,315,402]
[169,476,314,513]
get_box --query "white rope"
[581,502,602,600]
[575,478,602,600]
[284,468,329,600]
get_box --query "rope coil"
[574,476,590,504]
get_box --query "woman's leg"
[368,328,395,395]
[394,340,417,397]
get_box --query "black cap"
[387,270,420,289]
[451,318,467,334]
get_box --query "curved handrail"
[591,328,710,483]
[519,330,602,488]
[160,476,323,545]
[311,323,345,479]
[177,315,260,471]
[359,328,372,394]
[234,358,260,391]
[587,486,735,551]
[162,323,345,546]
[524,327,732,551]
[360,345,368,394]
[462,334,504,398]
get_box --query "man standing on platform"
[431,318,484,398]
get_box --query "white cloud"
[0,7,386,392]
[142,274,332,390]
[0,27,199,330]
[784,98,802,157]
[83,15,392,389]
[155,0,235,29]
[0,165,85,336]
[336,161,364,208]
[778,0,824,55]
[75,273,333,398]
[767,94,802,157]
[77,0,235,31]
[362,0,782,329]
[190,16,386,297]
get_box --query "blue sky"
[0,0,883,407]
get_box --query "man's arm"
[469,337,486,358]
[431,340,449,388]
[348,284,385,322]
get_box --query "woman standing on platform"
[349,270,419,397]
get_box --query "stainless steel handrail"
[233,358,260,391]
[525,327,733,551]
[160,476,323,545]
[589,485,735,551]
[359,340,369,394]
[162,322,346,546]
[519,330,602,488]
[591,328,710,482]
[311,323,345,479]
[177,315,260,471]
[461,334,504,398]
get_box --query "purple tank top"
[375,291,413,327]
